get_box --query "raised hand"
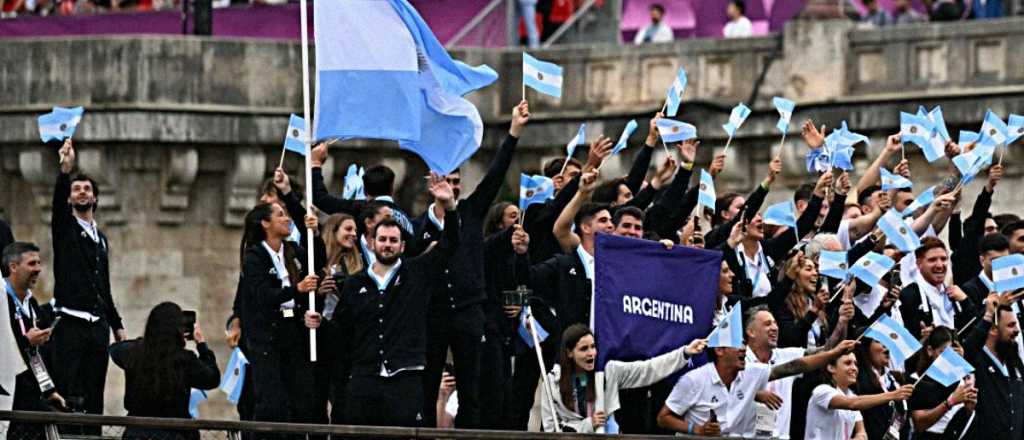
[765,157,782,185]
[59,139,75,173]
[311,142,329,168]
[885,134,902,155]
[585,136,614,171]
[274,167,292,194]
[684,338,708,356]
[814,171,834,197]
[646,112,663,146]
[726,219,747,248]
[650,155,678,189]
[579,170,600,195]
[709,154,726,177]
[895,159,910,178]
[801,120,825,149]
[677,139,699,164]
[511,224,530,255]
[427,171,456,209]
[510,100,530,137]
[987,164,1003,192]
[836,172,851,195]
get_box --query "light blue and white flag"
[979,109,1008,146]
[612,119,638,155]
[902,186,936,216]
[219,347,249,405]
[708,305,743,348]
[283,114,307,156]
[286,222,302,243]
[313,0,498,174]
[878,209,921,253]
[518,305,549,348]
[832,121,871,148]
[863,314,922,365]
[773,97,795,133]
[1008,114,1024,145]
[665,67,688,117]
[850,252,895,287]
[923,106,951,142]
[722,103,751,137]
[519,174,555,212]
[953,142,995,185]
[959,130,980,146]
[38,106,84,142]
[819,250,849,280]
[924,346,975,387]
[342,164,367,200]
[522,52,563,98]
[566,123,586,158]
[901,112,941,162]
[697,169,715,210]
[880,168,913,191]
[762,201,797,231]
[188,389,207,419]
[992,254,1024,293]
[656,119,697,143]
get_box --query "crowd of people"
[3,97,1024,440]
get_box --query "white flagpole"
[299,0,316,363]
[595,371,606,434]
[528,312,561,432]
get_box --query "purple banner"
[593,233,720,371]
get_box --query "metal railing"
[0,410,744,440]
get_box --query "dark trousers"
[345,372,423,427]
[50,315,109,435]
[478,324,513,429]
[421,304,485,428]
[11,371,49,440]
[250,321,327,426]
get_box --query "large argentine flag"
[313,0,498,174]
[863,315,922,365]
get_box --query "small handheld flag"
[901,112,938,161]
[722,103,751,138]
[762,201,797,231]
[38,106,84,143]
[697,170,715,210]
[219,347,249,405]
[819,250,849,280]
[283,114,307,156]
[959,130,980,146]
[924,106,951,142]
[979,109,1008,146]
[519,174,555,212]
[1008,114,1024,145]
[342,164,366,200]
[878,209,921,253]
[850,252,895,286]
[923,346,974,387]
[708,305,743,348]
[522,53,563,99]
[902,186,936,216]
[612,120,638,156]
[189,389,208,419]
[665,67,688,117]
[655,119,697,143]
[880,168,913,191]
[518,305,549,348]
[566,123,587,158]
[773,97,795,133]
[992,254,1024,293]
[863,315,922,365]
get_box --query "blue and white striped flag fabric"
[612,120,638,156]
[697,169,715,210]
[819,250,849,280]
[959,130,980,146]
[864,315,922,365]
[773,97,795,133]
[992,254,1024,293]
[850,251,895,286]
[762,201,797,231]
[286,222,302,243]
[38,106,84,142]
[722,103,751,137]
[902,186,936,217]
[953,142,995,185]
[1008,114,1024,145]
[915,107,948,162]
[283,114,307,156]
[219,347,249,405]
[880,168,913,191]
[342,164,367,200]
[708,305,744,348]
[924,346,975,387]
[566,123,586,158]
[189,389,208,419]
[900,111,934,154]
[518,305,549,348]
[656,119,697,143]
[924,106,951,142]
[519,174,555,212]
[665,67,688,117]
[833,121,870,148]
[979,109,1008,146]
[878,209,921,253]
[522,52,563,98]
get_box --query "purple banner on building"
[593,233,720,371]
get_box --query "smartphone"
[48,316,62,330]
[181,310,197,340]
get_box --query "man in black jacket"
[49,140,125,423]
[959,233,1009,306]
[412,100,528,428]
[962,293,1023,440]
[335,173,459,428]
[899,237,977,341]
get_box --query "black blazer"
[109,339,220,419]
[238,240,312,355]
[515,250,593,339]
[958,275,990,310]
[898,283,977,340]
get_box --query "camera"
[181,310,197,340]
[503,285,531,307]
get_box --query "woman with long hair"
[110,302,220,440]
[775,255,830,348]
[484,202,519,237]
[322,213,365,279]
[853,337,909,440]
[541,323,707,433]
[318,213,363,424]
[906,327,978,439]
[804,352,914,440]
[237,202,320,426]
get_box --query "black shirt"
[907,375,972,440]
[963,319,1024,440]
[109,339,220,418]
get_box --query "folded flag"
[722,103,751,137]
[832,121,871,148]
[953,142,995,185]
[519,174,555,212]
[901,112,940,162]
[189,389,207,419]
[283,114,307,156]
[992,254,1024,294]
[959,130,980,146]
[819,250,849,280]
[219,347,249,405]
[697,169,715,210]
[313,0,498,174]
[880,167,913,191]
[38,106,85,142]
[850,252,895,287]
[773,97,795,133]
[762,201,797,232]
[829,144,856,171]
[1008,114,1024,145]
[612,120,638,156]
[665,67,688,117]
[656,119,697,143]
[342,164,367,200]
[518,305,549,348]
[924,346,975,387]
[566,123,587,158]
[522,52,563,98]
[708,305,743,348]
[923,106,950,142]
[863,314,922,365]
[979,109,1008,146]
[901,186,935,217]
[878,209,921,253]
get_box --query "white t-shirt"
[804,384,863,440]
[745,347,805,439]
[723,16,753,38]
[665,362,771,437]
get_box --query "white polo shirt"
[745,347,805,439]
[665,361,771,437]
[804,384,863,440]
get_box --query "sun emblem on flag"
[59,123,67,131]
[673,126,680,133]
[889,332,899,340]
[1013,268,1020,276]
[700,183,707,191]
[719,319,729,329]
[990,128,997,136]
[537,72,544,81]
[1018,127,1024,134]
[234,367,240,376]
[863,260,872,267]
[292,129,299,137]
[899,227,907,235]
[526,190,535,198]
[909,126,917,134]
[839,262,847,270]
